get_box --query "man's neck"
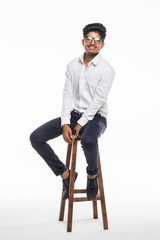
[84,52,98,65]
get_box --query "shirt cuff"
[77,115,89,127]
[61,116,70,127]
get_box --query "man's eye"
[86,37,92,40]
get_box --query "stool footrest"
[73,195,101,202]
[74,189,86,193]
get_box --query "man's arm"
[61,64,74,143]
[77,67,115,127]
[61,64,73,126]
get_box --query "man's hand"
[62,123,82,144]
[74,123,82,135]
[71,123,82,141]
[62,124,73,144]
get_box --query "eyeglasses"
[84,36,103,44]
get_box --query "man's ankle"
[61,169,69,179]
[88,174,97,179]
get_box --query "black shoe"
[62,170,78,200]
[86,175,98,200]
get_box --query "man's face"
[82,31,105,55]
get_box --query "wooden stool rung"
[73,196,101,202]
[74,189,86,193]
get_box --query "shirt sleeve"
[77,66,115,126]
[61,64,73,126]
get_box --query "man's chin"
[86,51,99,56]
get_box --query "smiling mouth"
[88,45,96,50]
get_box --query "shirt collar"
[79,52,101,66]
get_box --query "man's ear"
[101,42,105,49]
[82,39,84,46]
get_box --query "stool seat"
[59,136,108,232]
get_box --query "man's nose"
[90,39,95,44]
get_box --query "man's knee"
[30,130,42,147]
[81,136,98,152]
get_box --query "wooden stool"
[59,136,108,232]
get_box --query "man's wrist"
[74,123,82,134]
[72,129,79,136]
[62,124,69,128]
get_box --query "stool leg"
[98,153,108,229]
[67,140,78,232]
[59,143,72,221]
[92,200,98,219]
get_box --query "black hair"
[83,23,107,41]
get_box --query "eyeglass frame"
[84,36,104,44]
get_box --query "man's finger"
[69,131,73,140]
[63,135,70,144]
[65,134,73,144]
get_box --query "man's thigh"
[80,114,107,142]
[32,117,62,142]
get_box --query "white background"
[0,0,160,239]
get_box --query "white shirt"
[61,52,115,127]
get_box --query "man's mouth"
[88,45,96,50]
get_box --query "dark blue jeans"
[30,110,107,176]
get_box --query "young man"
[30,23,115,201]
